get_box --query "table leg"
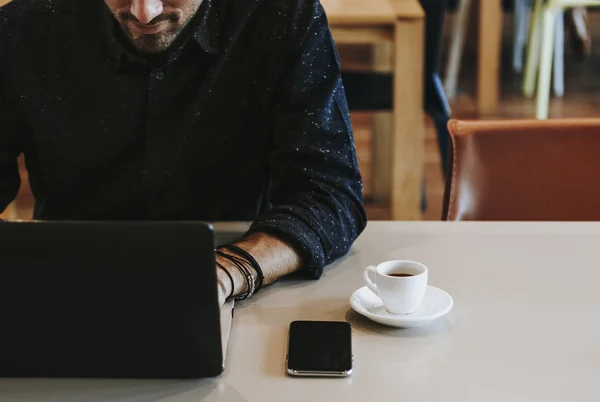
[478,0,502,115]
[372,42,393,205]
[391,18,424,220]
[372,112,392,206]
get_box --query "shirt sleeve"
[247,1,367,278]
[0,12,23,213]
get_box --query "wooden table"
[323,0,426,220]
[478,0,503,115]
[3,221,600,401]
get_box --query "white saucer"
[350,285,453,328]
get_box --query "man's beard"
[116,12,188,54]
[125,30,180,54]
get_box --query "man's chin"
[128,34,174,54]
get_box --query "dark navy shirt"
[0,0,366,277]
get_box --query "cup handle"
[363,266,379,296]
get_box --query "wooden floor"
[3,12,600,222]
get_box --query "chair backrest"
[443,118,600,221]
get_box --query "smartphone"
[286,320,353,377]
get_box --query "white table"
[2,221,600,401]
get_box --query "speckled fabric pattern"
[0,0,367,276]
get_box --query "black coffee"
[389,273,414,277]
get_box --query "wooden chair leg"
[536,6,558,119]
[553,11,565,97]
[443,0,471,99]
[523,0,545,97]
[513,0,531,73]
[568,6,591,58]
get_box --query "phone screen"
[287,321,352,375]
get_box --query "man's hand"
[217,281,227,308]
[216,263,233,308]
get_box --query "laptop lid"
[0,221,226,379]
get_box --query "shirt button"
[154,71,165,80]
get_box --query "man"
[0,0,366,305]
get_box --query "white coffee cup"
[363,260,428,315]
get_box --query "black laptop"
[0,221,238,379]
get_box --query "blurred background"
[1,0,599,221]
[349,1,600,220]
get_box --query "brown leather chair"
[443,118,600,221]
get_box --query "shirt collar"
[190,0,222,56]
[102,0,222,71]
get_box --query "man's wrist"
[215,231,302,301]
